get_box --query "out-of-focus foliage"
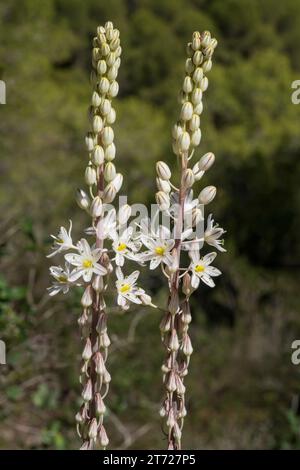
[0,0,300,449]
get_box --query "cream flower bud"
[156,177,171,193]
[182,168,194,188]
[90,196,103,217]
[92,115,103,133]
[185,58,194,74]
[182,76,193,93]
[92,48,100,62]
[97,60,107,75]
[198,185,217,204]
[106,27,114,42]
[91,91,102,107]
[100,331,111,348]
[104,162,116,182]
[103,369,111,384]
[101,126,114,146]
[193,50,203,66]
[156,161,171,180]
[172,123,183,140]
[202,58,212,73]
[210,38,218,49]
[191,128,201,147]
[88,418,98,440]
[94,351,106,375]
[103,183,117,203]
[109,38,120,52]
[93,275,104,293]
[105,21,113,31]
[76,189,90,210]
[108,81,119,97]
[118,204,132,225]
[85,166,97,186]
[100,99,111,116]
[191,88,202,105]
[98,77,110,94]
[189,114,200,131]
[182,334,193,356]
[192,35,201,51]
[100,42,110,57]
[104,142,116,161]
[200,76,209,91]
[92,145,104,166]
[82,337,92,361]
[201,30,211,47]
[186,42,193,57]
[193,67,204,84]
[198,152,215,171]
[112,173,123,192]
[194,101,203,115]
[99,426,109,447]
[97,32,106,44]
[178,131,190,152]
[81,286,93,308]
[107,66,118,81]
[156,191,170,211]
[95,393,106,416]
[106,52,116,67]
[115,46,122,58]
[106,108,116,125]
[85,132,96,151]
[82,379,92,402]
[180,101,193,121]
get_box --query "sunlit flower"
[115,267,145,308]
[65,238,107,282]
[48,263,75,296]
[112,227,141,266]
[204,214,226,252]
[190,251,221,288]
[140,227,175,270]
[47,220,76,258]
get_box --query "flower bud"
[106,52,116,67]
[182,273,192,296]
[101,126,114,146]
[193,50,203,66]
[100,42,110,57]
[88,418,98,440]
[106,107,116,124]
[105,21,113,31]
[192,34,201,51]
[100,99,111,116]
[202,58,212,73]
[160,313,172,333]
[76,189,90,210]
[174,422,182,444]
[103,369,111,384]
[182,168,194,188]
[185,58,194,74]
[175,375,186,395]
[103,183,117,203]
[169,329,179,352]
[81,286,93,308]
[104,142,116,160]
[82,379,92,402]
[193,67,204,84]
[100,331,111,348]
[99,426,109,448]
[156,161,171,180]
[201,30,211,48]
[167,408,176,428]
[180,101,193,121]
[198,185,217,204]
[94,351,106,375]
[104,162,116,182]
[172,123,183,140]
[97,60,107,75]
[92,115,103,133]
[91,91,102,107]
[182,334,193,356]
[118,204,132,225]
[194,101,203,115]
[189,114,200,132]
[90,196,103,217]
[99,77,110,94]
[191,128,201,147]
[85,132,95,151]
[166,371,177,392]
[182,76,193,93]
[109,38,120,52]
[178,131,190,152]
[191,88,202,105]
[92,145,104,166]
[108,81,119,98]
[156,191,170,211]
[186,42,193,57]
[200,76,209,91]
[156,177,171,193]
[107,66,118,81]
[140,293,152,306]
[82,337,92,361]
[85,166,97,186]
[95,393,106,416]
[112,173,123,192]
[93,275,104,293]
[198,152,215,171]
[106,27,114,41]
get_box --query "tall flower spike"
[140,30,224,449]
[47,22,150,450]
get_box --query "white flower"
[204,214,226,252]
[112,227,141,266]
[65,239,107,282]
[190,251,221,289]
[47,263,75,296]
[170,189,198,218]
[96,208,117,240]
[47,220,75,258]
[139,220,175,270]
[115,268,145,308]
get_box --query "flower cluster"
[139,30,225,450]
[47,22,151,450]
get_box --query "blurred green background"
[1,0,300,449]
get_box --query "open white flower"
[96,208,117,240]
[112,227,141,267]
[47,220,76,258]
[65,238,107,282]
[140,233,175,270]
[204,214,226,252]
[190,251,221,289]
[115,267,145,308]
[48,263,75,296]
